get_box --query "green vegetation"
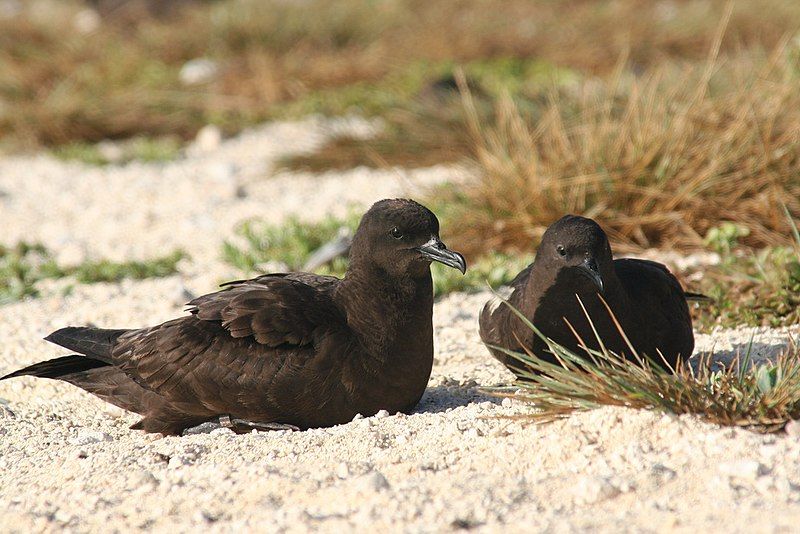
[4,0,800,331]
[222,215,360,274]
[3,0,799,154]
[222,215,531,296]
[434,51,800,258]
[691,216,800,329]
[0,243,185,304]
[496,301,800,433]
[53,137,182,166]
[277,58,577,172]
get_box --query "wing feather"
[106,274,346,415]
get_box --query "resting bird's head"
[537,215,613,292]
[349,199,466,278]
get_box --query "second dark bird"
[1,199,466,435]
[479,215,700,375]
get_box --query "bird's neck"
[335,265,434,356]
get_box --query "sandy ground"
[1,120,799,533]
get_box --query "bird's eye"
[556,245,566,257]
[390,227,404,239]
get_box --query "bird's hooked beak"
[416,237,467,274]
[578,257,604,292]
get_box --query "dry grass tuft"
[495,298,800,433]
[3,0,800,150]
[440,47,800,257]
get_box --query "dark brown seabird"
[2,199,466,435]
[479,215,700,375]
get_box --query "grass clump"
[222,215,360,273]
[70,250,187,283]
[687,209,800,329]
[278,58,576,172]
[3,0,800,152]
[497,302,800,433]
[0,243,185,304]
[0,243,63,303]
[436,46,800,258]
[222,215,529,296]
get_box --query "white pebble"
[336,462,350,479]
[573,476,621,504]
[68,430,112,446]
[179,58,219,86]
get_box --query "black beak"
[578,257,603,292]
[416,237,467,274]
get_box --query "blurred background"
[2,0,800,328]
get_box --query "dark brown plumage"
[479,215,699,375]
[2,199,466,435]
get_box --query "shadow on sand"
[414,384,503,414]
[691,338,796,372]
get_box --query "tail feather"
[1,355,109,381]
[1,355,168,428]
[44,326,129,361]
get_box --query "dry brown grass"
[438,44,800,258]
[495,300,800,432]
[3,0,800,149]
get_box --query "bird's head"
[349,198,466,278]
[537,214,613,292]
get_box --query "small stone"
[194,125,222,152]
[73,8,100,34]
[374,410,390,419]
[465,428,480,439]
[180,59,219,86]
[352,413,364,421]
[129,470,158,489]
[785,419,800,437]
[68,430,112,446]
[501,398,513,408]
[54,510,72,524]
[168,456,188,469]
[358,471,390,492]
[573,476,621,504]
[336,462,350,479]
[651,463,676,481]
[96,141,124,163]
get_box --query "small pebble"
[336,462,350,479]
[785,419,800,437]
[358,471,390,492]
[68,430,112,446]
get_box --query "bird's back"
[613,258,694,367]
[480,258,695,374]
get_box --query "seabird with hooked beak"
[2,199,466,435]
[479,215,699,375]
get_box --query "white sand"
[1,120,799,533]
